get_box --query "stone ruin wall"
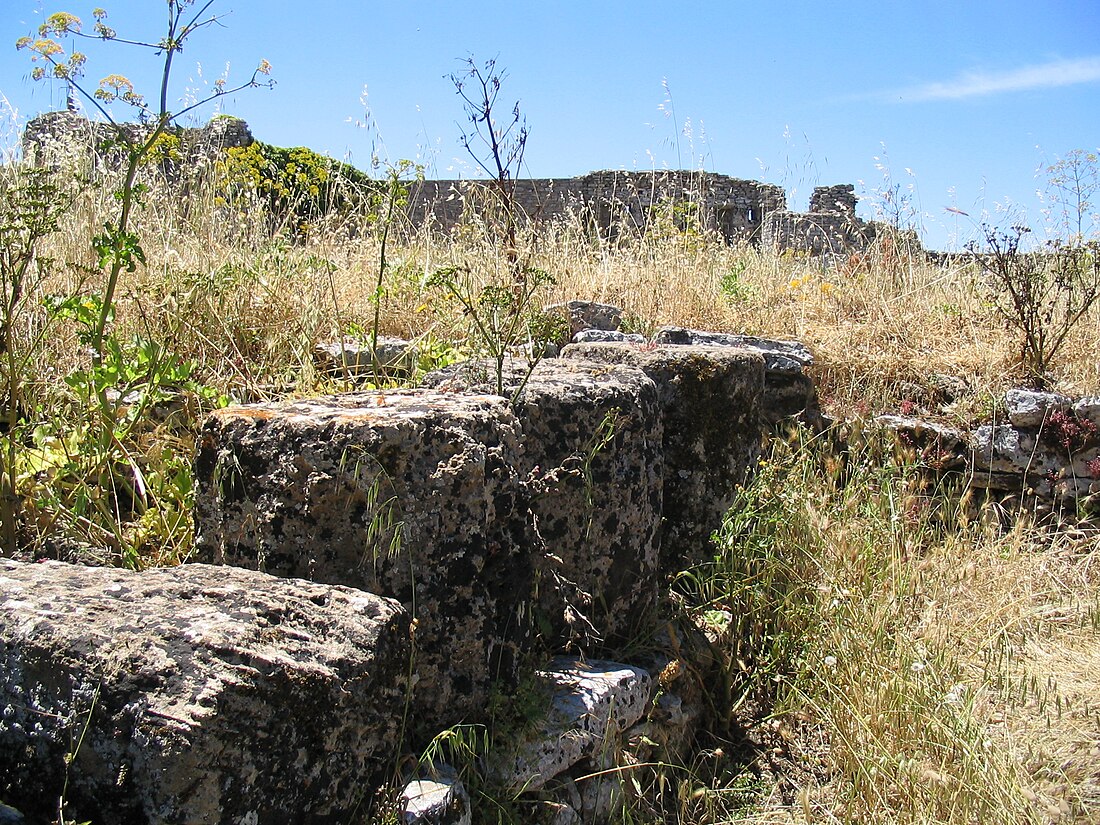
[405,170,788,244]
[0,330,821,824]
[759,182,880,255]
[21,112,887,254]
[22,110,255,173]
[405,173,886,253]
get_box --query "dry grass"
[4,125,1100,822]
[705,436,1100,825]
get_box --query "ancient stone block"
[562,342,765,573]
[652,327,819,425]
[544,300,623,339]
[314,337,418,379]
[1005,388,1072,428]
[0,560,408,825]
[192,390,528,731]
[495,657,653,793]
[873,415,969,470]
[571,329,646,345]
[401,766,471,825]
[971,424,1061,477]
[422,358,664,648]
[1073,396,1100,428]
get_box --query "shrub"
[970,225,1100,387]
[218,141,374,236]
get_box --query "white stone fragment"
[500,657,653,792]
[1005,388,1071,428]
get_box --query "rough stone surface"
[652,327,819,424]
[314,337,418,379]
[26,113,877,254]
[0,559,408,825]
[422,358,664,648]
[653,328,814,370]
[571,329,647,345]
[1073,397,1100,427]
[873,415,969,471]
[192,390,528,731]
[497,657,653,793]
[530,801,582,825]
[971,424,1061,478]
[875,388,1100,509]
[545,301,624,339]
[401,767,471,825]
[23,111,253,174]
[562,343,765,572]
[1005,389,1072,428]
[760,208,879,255]
[407,170,786,245]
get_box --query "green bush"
[218,141,375,234]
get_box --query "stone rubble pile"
[876,388,1100,515]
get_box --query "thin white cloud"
[887,56,1100,102]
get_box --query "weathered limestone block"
[653,327,819,424]
[401,766,471,825]
[1005,388,1072,428]
[572,329,646,345]
[545,300,623,339]
[970,424,1061,478]
[873,415,969,471]
[314,337,418,379]
[422,358,663,647]
[192,390,528,730]
[562,343,765,573]
[496,657,653,793]
[1073,397,1100,428]
[0,560,408,825]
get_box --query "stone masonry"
[22,113,885,253]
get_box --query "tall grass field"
[2,46,1099,823]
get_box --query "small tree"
[449,56,529,282]
[971,225,1100,387]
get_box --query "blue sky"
[3,0,1099,250]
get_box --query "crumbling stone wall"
[21,113,879,252]
[877,389,1100,518]
[760,183,881,255]
[405,170,787,244]
[22,111,254,172]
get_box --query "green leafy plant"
[0,166,73,556]
[426,264,556,399]
[17,3,272,369]
[218,141,372,237]
[13,1,271,561]
[718,260,755,304]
